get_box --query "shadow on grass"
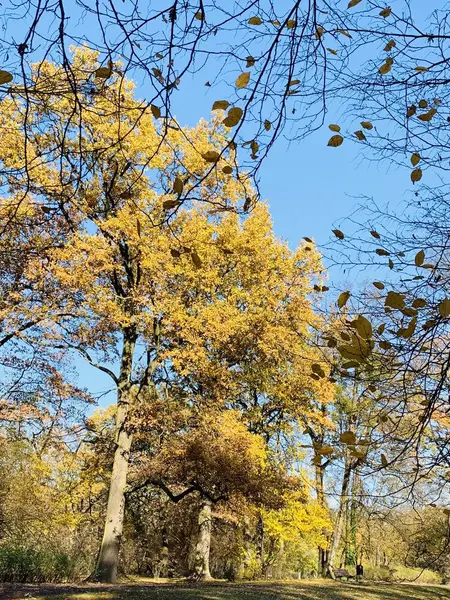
[2,580,450,600]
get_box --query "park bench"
[332,568,355,580]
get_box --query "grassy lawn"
[2,580,450,600]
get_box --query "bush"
[0,545,75,583]
[364,564,442,584]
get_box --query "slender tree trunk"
[240,515,253,578]
[193,498,213,580]
[325,453,353,577]
[315,460,329,577]
[255,512,265,576]
[94,329,137,583]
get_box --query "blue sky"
[3,0,442,408]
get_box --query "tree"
[0,51,331,581]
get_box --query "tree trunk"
[193,498,213,580]
[325,453,353,576]
[94,329,137,583]
[255,512,264,576]
[314,460,329,577]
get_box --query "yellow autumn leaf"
[379,58,393,75]
[332,229,344,239]
[373,282,385,290]
[329,124,341,132]
[354,130,366,141]
[236,72,250,89]
[337,291,351,309]
[411,153,420,166]
[223,107,243,127]
[212,100,230,111]
[384,40,396,51]
[173,176,183,195]
[0,70,13,85]
[414,250,425,266]
[411,168,422,183]
[328,134,344,147]
[361,121,373,130]
[151,105,161,118]
[439,298,450,318]
[340,431,357,445]
[248,16,263,25]
[385,291,405,310]
[348,0,362,7]
[379,7,392,17]
[202,150,220,163]
[95,66,112,79]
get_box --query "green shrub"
[0,545,75,583]
[364,564,442,584]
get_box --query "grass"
[2,579,450,600]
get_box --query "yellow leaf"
[0,70,13,84]
[414,250,425,266]
[379,60,393,75]
[328,134,344,147]
[264,119,271,131]
[415,66,428,72]
[248,16,263,25]
[385,291,405,310]
[352,315,373,339]
[95,66,112,79]
[329,124,341,132]
[379,7,391,17]
[412,298,427,308]
[315,26,324,39]
[411,168,422,183]
[246,56,255,68]
[418,99,428,108]
[194,11,204,20]
[327,48,338,55]
[212,100,230,111]
[173,176,183,195]
[289,79,300,87]
[411,153,420,166]
[191,251,202,268]
[332,229,344,239]
[287,20,297,29]
[236,72,250,89]
[163,199,179,210]
[222,107,243,127]
[384,40,396,51]
[317,446,334,456]
[418,108,437,122]
[354,130,366,141]
[151,105,161,119]
[340,431,357,445]
[376,248,389,256]
[348,0,362,7]
[222,165,233,174]
[370,230,380,239]
[361,121,373,130]
[407,105,416,118]
[202,150,220,163]
[373,282,385,290]
[338,29,352,38]
[381,454,388,467]
[337,291,351,309]
[439,298,450,318]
